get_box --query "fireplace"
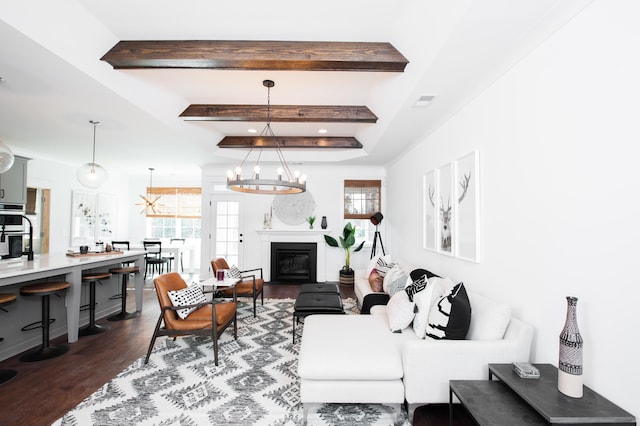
[270,242,317,283]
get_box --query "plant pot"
[339,268,354,286]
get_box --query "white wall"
[200,164,385,280]
[26,157,130,254]
[386,0,639,415]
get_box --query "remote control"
[512,362,540,379]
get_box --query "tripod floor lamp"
[370,212,385,259]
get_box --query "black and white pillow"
[227,265,242,279]
[375,256,396,277]
[425,282,471,340]
[167,285,208,319]
[404,274,429,302]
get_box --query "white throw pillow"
[382,265,406,295]
[386,290,415,333]
[408,276,435,339]
[466,291,512,340]
[428,276,456,299]
[167,285,208,319]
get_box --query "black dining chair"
[143,240,169,279]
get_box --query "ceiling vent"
[413,94,437,108]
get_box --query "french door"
[209,194,244,270]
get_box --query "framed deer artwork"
[454,150,480,262]
[423,169,438,251]
[423,150,480,262]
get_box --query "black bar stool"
[0,293,17,384]
[107,266,140,321]
[19,281,70,362]
[79,272,112,336]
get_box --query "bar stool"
[0,293,17,384]
[79,272,112,336]
[107,266,140,321]
[19,281,70,362]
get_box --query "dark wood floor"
[0,279,472,425]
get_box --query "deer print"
[429,173,470,252]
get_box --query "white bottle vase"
[558,296,583,398]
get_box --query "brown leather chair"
[211,258,264,317]
[145,272,237,366]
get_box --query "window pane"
[217,202,228,215]
[228,202,239,215]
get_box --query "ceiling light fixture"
[0,140,15,174]
[137,167,162,214]
[227,80,306,195]
[318,129,328,134]
[77,120,108,188]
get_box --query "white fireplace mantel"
[257,228,329,282]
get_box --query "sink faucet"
[21,215,34,261]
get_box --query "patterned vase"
[321,216,328,229]
[558,296,583,398]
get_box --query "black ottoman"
[293,292,344,343]
[299,282,340,294]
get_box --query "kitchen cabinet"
[0,156,28,205]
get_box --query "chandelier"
[227,80,306,195]
[77,120,109,188]
[137,167,162,214]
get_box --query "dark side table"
[449,363,636,426]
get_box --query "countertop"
[0,250,147,280]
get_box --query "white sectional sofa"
[298,289,534,423]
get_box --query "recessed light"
[318,129,327,134]
[413,94,437,108]
[248,128,257,133]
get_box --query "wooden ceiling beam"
[180,105,377,123]
[101,40,408,72]
[218,136,363,149]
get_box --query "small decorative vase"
[321,216,328,229]
[309,224,313,229]
[558,296,583,398]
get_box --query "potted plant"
[324,222,365,285]
[306,216,316,229]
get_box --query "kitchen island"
[0,251,146,360]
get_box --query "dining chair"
[143,240,169,279]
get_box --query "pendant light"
[0,140,15,174]
[137,167,162,214]
[77,120,108,188]
[226,80,306,194]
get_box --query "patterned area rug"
[53,298,407,425]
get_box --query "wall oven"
[0,203,26,258]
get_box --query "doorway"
[26,187,50,254]
[209,194,244,272]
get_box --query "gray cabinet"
[0,156,28,205]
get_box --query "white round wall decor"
[272,192,316,225]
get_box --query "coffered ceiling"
[0,0,593,177]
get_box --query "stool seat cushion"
[82,272,112,281]
[20,281,70,295]
[109,266,140,274]
[0,293,17,305]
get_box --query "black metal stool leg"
[79,280,111,336]
[20,295,69,362]
[107,273,139,321]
